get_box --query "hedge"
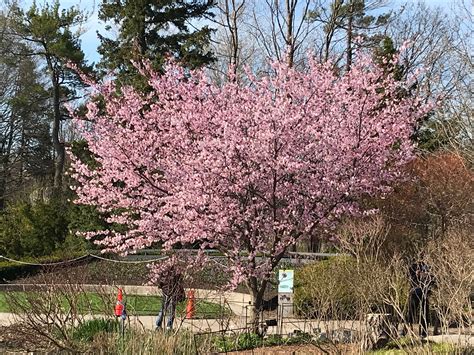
[0,254,90,283]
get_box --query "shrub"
[294,256,359,319]
[72,318,120,342]
[0,196,99,261]
[0,254,87,283]
[294,256,409,319]
[0,199,68,258]
[212,331,315,352]
[0,261,38,282]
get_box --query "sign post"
[278,269,294,319]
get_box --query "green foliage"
[0,199,68,258]
[212,331,314,352]
[0,254,80,283]
[0,194,102,261]
[72,318,120,342]
[0,33,53,210]
[309,0,390,51]
[414,114,453,152]
[372,36,446,152]
[90,328,209,354]
[286,331,313,345]
[263,334,285,347]
[373,36,405,81]
[295,257,359,318]
[97,0,215,89]
[84,259,148,285]
[235,332,261,350]
[0,262,37,283]
[294,257,409,319]
[7,57,52,178]
[212,332,262,352]
[69,140,100,170]
[7,0,92,189]
[67,203,108,240]
[9,0,92,91]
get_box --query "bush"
[0,261,38,282]
[0,199,69,258]
[0,254,87,283]
[212,332,261,352]
[212,331,315,352]
[294,256,359,319]
[0,195,101,261]
[294,256,409,319]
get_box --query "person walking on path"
[407,259,435,338]
[156,268,185,330]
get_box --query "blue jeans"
[156,295,176,330]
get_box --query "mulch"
[228,343,359,354]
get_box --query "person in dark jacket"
[407,260,435,338]
[156,269,185,330]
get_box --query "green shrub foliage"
[72,318,120,342]
[0,199,68,258]
[0,195,105,260]
[294,257,409,319]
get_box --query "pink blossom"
[70,54,433,290]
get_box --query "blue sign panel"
[278,269,294,293]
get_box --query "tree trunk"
[323,0,343,63]
[0,158,7,210]
[229,0,240,78]
[48,58,64,191]
[285,0,295,68]
[0,112,15,210]
[248,277,268,335]
[345,0,354,72]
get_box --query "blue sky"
[22,0,104,63]
[22,0,454,65]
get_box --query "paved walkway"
[0,284,472,347]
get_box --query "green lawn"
[0,292,228,318]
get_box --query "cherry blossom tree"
[70,54,432,325]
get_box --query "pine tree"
[0,23,52,209]
[98,0,215,88]
[311,0,390,69]
[8,0,91,190]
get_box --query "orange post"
[185,289,195,319]
[115,288,124,317]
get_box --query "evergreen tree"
[10,57,53,183]
[8,0,91,190]
[372,36,444,152]
[311,0,390,69]
[98,0,215,88]
[0,31,52,209]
